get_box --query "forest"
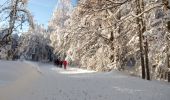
[0,0,170,82]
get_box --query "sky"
[28,0,77,28]
[28,0,57,28]
[0,0,77,28]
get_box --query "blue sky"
[0,0,77,28]
[28,0,57,27]
[28,0,77,28]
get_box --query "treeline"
[49,0,170,81]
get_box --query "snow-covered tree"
[48,0,73,59]
[0,0,34,59]
[48,0,170,81]
[18,24,53,62]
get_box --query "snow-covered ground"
[0,60,170,100]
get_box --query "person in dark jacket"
[54,59,60,66]
[59,60,63,68]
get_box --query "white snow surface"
[0,60,170,100]
[51,67,96,74]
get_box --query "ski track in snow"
[0,60,170,100]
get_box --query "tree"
[18,24,53,62]
[0,0,34,45]
[48,0,73,58]
[49,0,169,81]
[0,0,34,59]
[135,0,146,79]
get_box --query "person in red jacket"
[63,60,67,69]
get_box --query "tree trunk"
[136,0,145,79]
[163,0,170,82]
[6,0,19,59]
[168,72,170,82]
[144,38,150,80]
[141,0,150,80]
[7,0,19,38]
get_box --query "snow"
[51,67,96,74]
[0,60,170,100]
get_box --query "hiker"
[59,60,63,68]
[63,60,68,69]
[54,59,60,66]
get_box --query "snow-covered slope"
[0,60,40,100]
[0,61,170,100]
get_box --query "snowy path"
[0,61,170,100]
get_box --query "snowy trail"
[0,61,170,100]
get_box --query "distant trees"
[48,0,73,60]
[18,24,53,62]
